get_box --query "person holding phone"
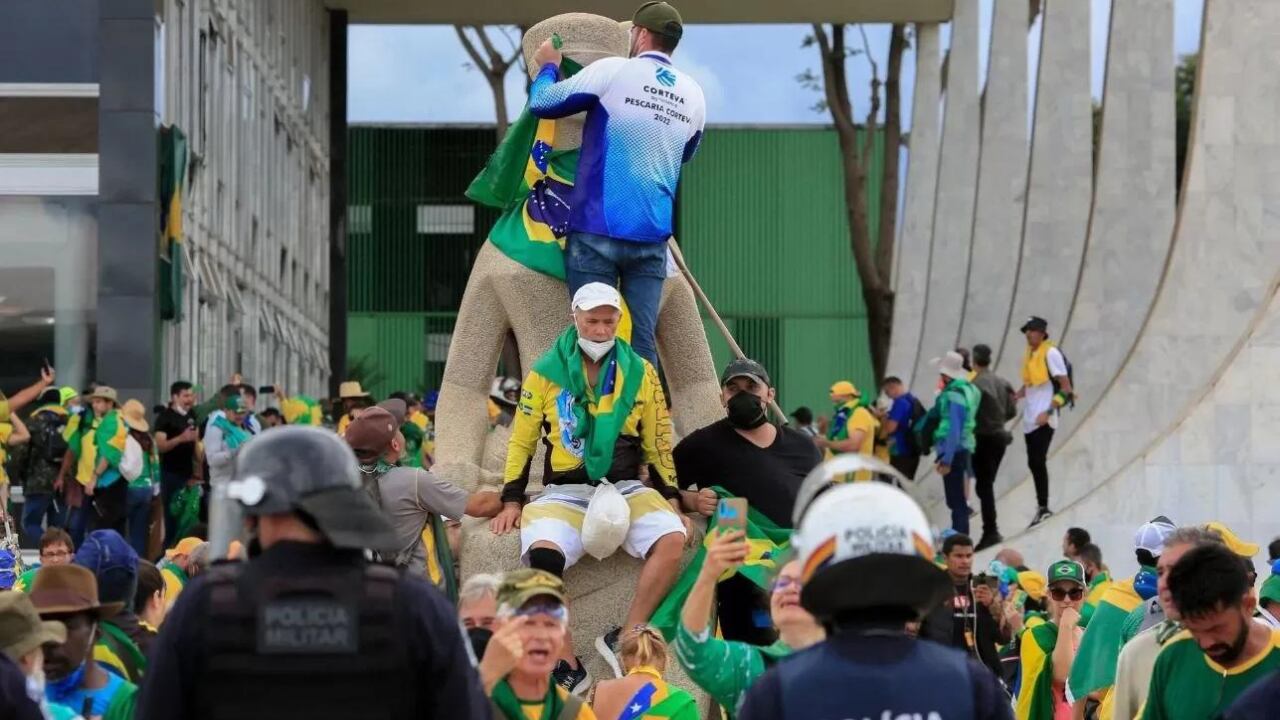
[154,381,200,546]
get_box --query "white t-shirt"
[1022,346,1068,434]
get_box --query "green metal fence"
[347,125,881,417]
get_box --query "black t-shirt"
[154,406,197,476]
[673,419,822,527]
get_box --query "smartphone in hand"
[716,498,749,534]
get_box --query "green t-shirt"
[1141,628,1280,719]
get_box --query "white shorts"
[519,479,685,569]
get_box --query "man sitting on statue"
[490,282,691,695]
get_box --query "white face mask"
[578,337,615,362]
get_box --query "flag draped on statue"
[649,487,791,641]
[1066,577,1143,708]
[465,57,584,280]
[159,125,188,321]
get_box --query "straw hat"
[29,565,123,619]
[120,399,150,432]
[339,381,370,399]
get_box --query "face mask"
[46,660,86,701]
[578,337,615,362]
[467,626,493,661]
[727,391,768,430]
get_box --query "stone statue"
[430,13,723,695]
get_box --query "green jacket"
[933,378,979,463]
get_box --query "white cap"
[1135,518,1176,555]
[571,282,622,312]
[934,351,968,380]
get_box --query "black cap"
[720,358,771,388]
[1020,316,1049,333]
[632,1,684,40]
[790,407,813,424]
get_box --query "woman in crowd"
[1015,560,1087,720]
[675,529,825,717]
[592,625,696,720]
[120,399,159,559]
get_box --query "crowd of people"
[0,1,1277,717]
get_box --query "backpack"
[119,435,145,481]
[38,412,69,464]
[912,402,941,457]
[1049,347,1076,408]
[903,395,928,456]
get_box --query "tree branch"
[473,24,507,72]
[811,23,855,131]
[454,25,489,73]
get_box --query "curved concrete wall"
[911,0,981,388]
[886,23,942,384]
[993,0,1092,374]
[929,0,1179,526]
[957,0,1028,351]
[972,0,1280,570]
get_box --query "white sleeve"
[1047,347,1068,377]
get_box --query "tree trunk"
[490,71,509,141]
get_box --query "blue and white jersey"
[529,51,706,243]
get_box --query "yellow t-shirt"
[849,406,879,481]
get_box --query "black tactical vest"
[191,561,411,719]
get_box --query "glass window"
[0,197,97,391]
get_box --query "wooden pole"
[666,238,788,421]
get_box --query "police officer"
[738,455,1013,720]
[136,426,488,719]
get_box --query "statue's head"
[522,14,628,149]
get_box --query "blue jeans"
[126,486,154,559]
[941,450,973,535]
[21,493,66,545]
[565,231,666,367]
[66,505,88,548]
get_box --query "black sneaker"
[595,626,623,678]
[1028,507,1053,528]
[553,658,591,696]
[975,532,1003,552]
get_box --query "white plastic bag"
[119,435,144,481]
[581,479,631,560]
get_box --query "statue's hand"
[533,39,562,68]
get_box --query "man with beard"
[1141,543,1280,719]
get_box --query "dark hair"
[169,381,193,397]
[647,27,680,53]
[239,383,257,399]
[1066,527,1091,549]
[954,347,972,371]
[38,387,62,405]
[39,527,74,553]
[134,560,164,614]
[217,384,240,400]
[1078,543,1103,569]
[1269,538,1280,563]
[942,534,974,556]
[972,344,993,368]
[260,408,283,422]
[881,376,903,388]
[1168,543,1251,619]
[1136,549,1159,568]
[791,407,813,424]
[389,391,409,402]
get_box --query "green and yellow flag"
[650,487,791,641]
[280,394,322,426]
[1067,577,1143,706]
[465,57,584,280]
[159,124,187,321]
[1015,621,1060,720]
[1079,570,1111,628]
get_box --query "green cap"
[58,386,78,406]
[1047,559,1086,588]
[632,1,683,40]
[497,568,567,611]
[223,394,247,413]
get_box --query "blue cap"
[75,530,138,604]
[0,550,16,589]
[424,389,439,410]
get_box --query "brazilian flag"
[649,487,791,641]
[1015,621,1060,720]
[465,57,584,280]
[159,125,187,321]
[280,395,323,426]
[1079,571,1111,628]
[1066,577,1144,707]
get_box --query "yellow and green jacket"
[66,409,127,488]
[502,359,676,504]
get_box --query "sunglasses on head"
[1049,586,1084,602]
